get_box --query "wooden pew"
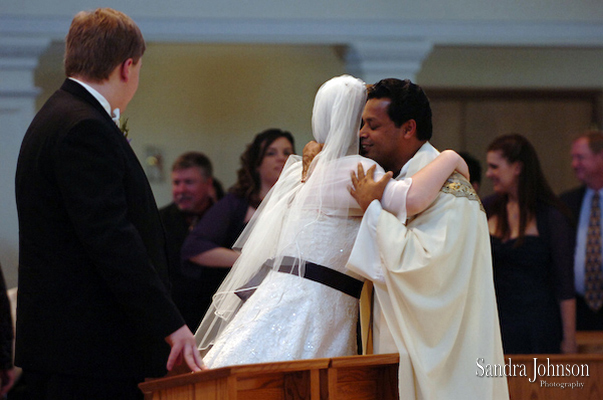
[139,355,398,400]
[140,352,603,400]
[139,358,330,400]
[505,354,603,400]
[321,354,398,400]
[577,330,603,354]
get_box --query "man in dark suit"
[14,8,203,400]
[560,130,603,331]
[159,151,221,330]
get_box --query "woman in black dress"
[484,134,577,354]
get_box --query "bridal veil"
[195,75,368,351]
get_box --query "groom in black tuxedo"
[15,8,203,400]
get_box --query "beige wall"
[21,42,602,289]
[1,0,598,289]
[35,42,346,209]
[34,43,603,207]
[418,46,603,89]
[417,46,603,197]
[429,96,596,197]
[130,43,347,207]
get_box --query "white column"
[346,39,434,84]
[0,36,51,287]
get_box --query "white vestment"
[347,142,509,400]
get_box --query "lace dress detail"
[203,213,362,368]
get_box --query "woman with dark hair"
[230,129,296,209]
[483,133,577,354]
[180,129,295,328]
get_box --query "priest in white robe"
[346,78,509,400]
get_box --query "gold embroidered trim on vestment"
[441,172,485,213]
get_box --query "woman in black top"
[484,133,577,354]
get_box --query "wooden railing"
[504,354,603,400]
[139,354,398,400]
[577,330,603,354]
[140,331,603,400]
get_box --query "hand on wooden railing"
[165,325,206,373]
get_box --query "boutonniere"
[119,118,130,140]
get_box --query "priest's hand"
[349,163,392,211]
[165,325,206,372]
[301,141,323,182]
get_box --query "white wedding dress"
[202,156,409,368]
[196,75,409,368]
[203,212,363,367]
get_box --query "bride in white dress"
[196,75,468,368]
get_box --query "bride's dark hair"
[229,128,294,208]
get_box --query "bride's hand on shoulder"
[301,141,323,182]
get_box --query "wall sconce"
[145,146,164,182]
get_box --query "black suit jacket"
[560,185,603,329]
[158,203,200,330]
[560,186,586,224]
[158,203,190,282]
[15,79,185,379]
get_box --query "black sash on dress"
[235,256,363,301]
